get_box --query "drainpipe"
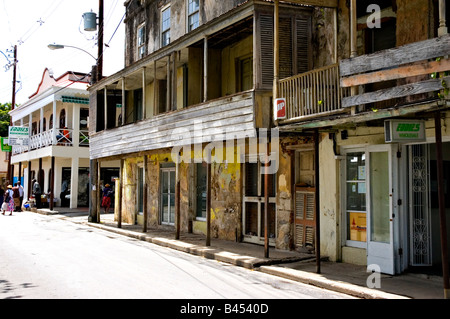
[434,111,450,299]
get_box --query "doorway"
[242,160,276,245]
[160,165,176,225]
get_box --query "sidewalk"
[42,209,446,299]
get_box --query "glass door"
[160,167,175,225]
[367,145,395,275]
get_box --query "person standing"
[12,183,20,212]
[32,179,42,209]
[101,184,113,214]
[17,181,24,211]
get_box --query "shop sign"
[274,98,286,120]
[385,119,426,143]
[8,126,29,146]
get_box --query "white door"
[367,145,395,275]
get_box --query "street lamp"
[47,44,97,62]
[48,43,99,83]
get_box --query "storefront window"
[346,152,367,243]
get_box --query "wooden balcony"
[340,34,450,111]
[276,64,350,124]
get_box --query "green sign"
[385,120,426,143]
[1,137,12,152]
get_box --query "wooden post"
[264,138,270,258]
[118,159,124,228]
[97,160,101,223]
[273,0,279,100]
[438,0,448,36]
[434,111,450,299]
[350,0,357,115]
[203,37,208,103]
[143,155,148,233]
[50,156,55,211]
[314,129,321,274]
[175,153,181,240]
[206,152,211,246]
[89,159,98,223]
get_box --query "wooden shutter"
[279,17,293,79]
[295,187,315,249]
[295,16,311,74]
[259,14,274,87]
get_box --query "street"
[0,212,355,300]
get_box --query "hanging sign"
[274,98,286,120]
[8,126,30,146]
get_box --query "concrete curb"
[258,266,410,299]
[76,219,409,299]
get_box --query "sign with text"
[385,120,426,143]
[8,126,29,146]
[274,98,286,120]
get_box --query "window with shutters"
[258,13,312,88]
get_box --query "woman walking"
[1,185,15,216]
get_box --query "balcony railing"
[277,64,350,123]
[340,34,450,110]
[12,128,90,155]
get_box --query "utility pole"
[7,45,17,185]
[97,0,104,80]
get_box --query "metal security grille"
[409,144,432,266]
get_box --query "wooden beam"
[342,76,450,108]
[340,34,450,77]
[341,58,450,88]
[281,0,337,8]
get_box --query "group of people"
[0,179,113,216]
[1,182,24,216]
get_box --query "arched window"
[49,115,53,130]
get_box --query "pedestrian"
[12,183,21,212]
[17,181,24,211]
[101,183,113,214]
[32,179,42,209]
[0,186,4,208]
[1,185,14,216]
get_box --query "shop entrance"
[406,143,450,270]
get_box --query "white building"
[9,69,93,209]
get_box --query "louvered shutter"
[296,16,310,74]
[259,14,274,87]
[279,17,293,79]
[258,13,311,88]
[295,187,316,249]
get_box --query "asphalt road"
[0,212,355,300]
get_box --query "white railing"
[11,128,89,155]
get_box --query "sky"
[0,0,125,105]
